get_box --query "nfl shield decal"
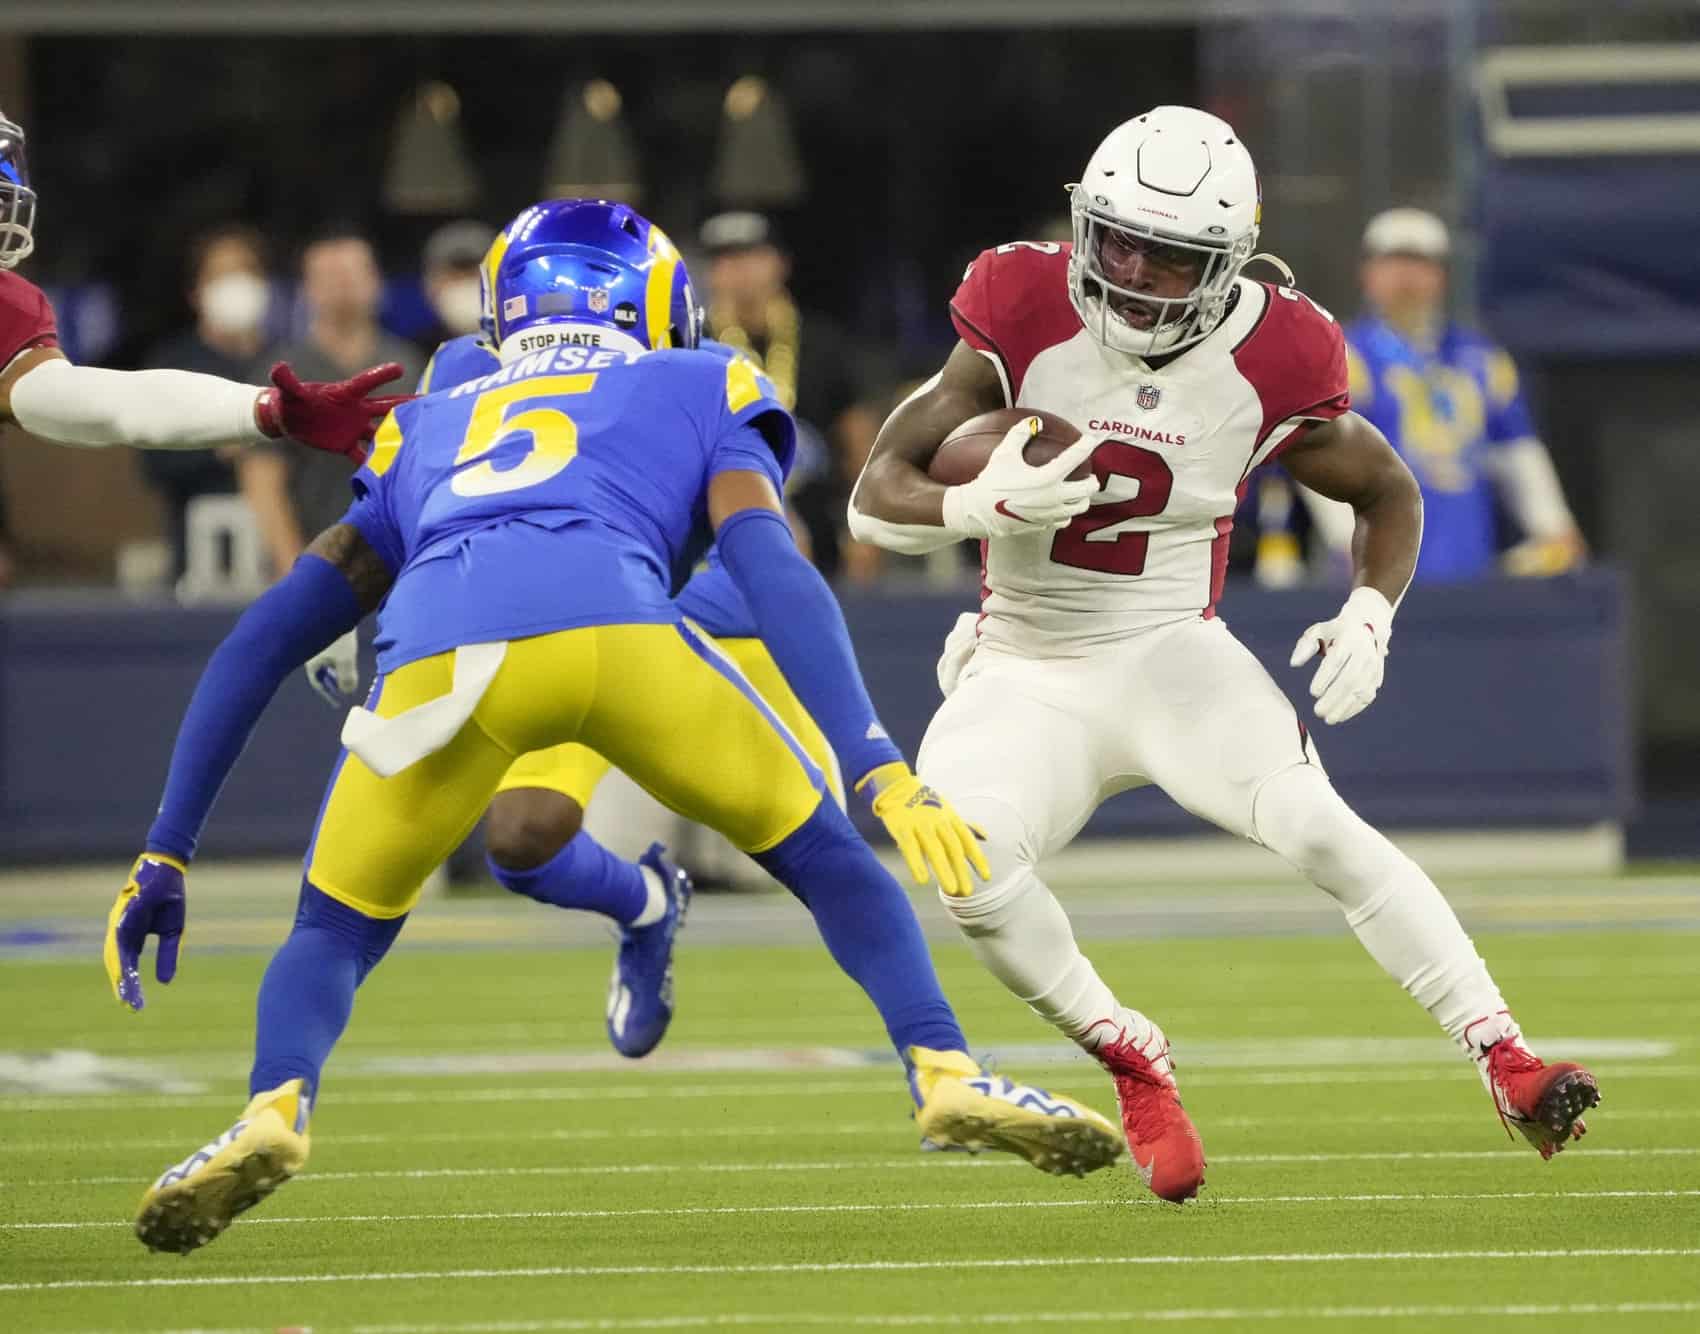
[1137,383,1161,411]
[587,287,611,314]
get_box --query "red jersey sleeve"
[1231,282,1350,462]
[948,242,1082,404]
[0,269,59,372]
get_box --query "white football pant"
[917,616,1507,1053]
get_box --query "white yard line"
[6,1061,1699,1113]
[57,1304,1700,1334]
[349,1305,1700,1332]
[12,1144,1700,1190]
[5,1248,1699,1294]
[8,1188,1696,1231]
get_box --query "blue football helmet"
[482,199,701,361]
[0,109,38,269]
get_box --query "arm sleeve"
[9,358,265,449]
[1482,438,1578,540]
[143,553,364,861]
[715,505,904,786]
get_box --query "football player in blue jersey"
[408,303,842,1059]
[109,200,1122,1254]
[1302,208,1584,582]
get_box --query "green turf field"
[3,874,1699,1332]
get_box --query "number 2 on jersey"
[1048,441,1174,576]
[452,373,597,498]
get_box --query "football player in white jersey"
[850,106,1600,1202]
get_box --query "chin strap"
[1244,252,1297,285]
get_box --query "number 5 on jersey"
[452,373,597,498]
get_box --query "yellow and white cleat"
[909,1047,1123,1177]
[133,1078,310,1254]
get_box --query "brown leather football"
[927,408,1089,485]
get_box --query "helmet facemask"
[0,115,38,270]
[1067,186,1254,358]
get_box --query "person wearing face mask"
[139,226,276,579]
[418,219,495,351]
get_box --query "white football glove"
[305,628,362,709]
[936,611,980,698]
[1289,586,1395,726]
[939,416,1099,540]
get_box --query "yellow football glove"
[856,762,989,898]
[1501,533,1586,578]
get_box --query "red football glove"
[255,361,413,462]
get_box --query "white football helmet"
[1068,106,1260,358]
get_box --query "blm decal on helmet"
[1137,383,1162,411]
[613,301,639,328]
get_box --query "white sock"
[1252,764,1508,1051]
[942,868,1121,1041]
[630,865,668,928]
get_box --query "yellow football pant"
[492,635,843,809]
[306,622,826,919]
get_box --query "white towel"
[341,642,508,778]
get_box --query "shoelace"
[1483,1039,1544,1139]
[1093,1028,1183,1143]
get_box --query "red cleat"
[1467,1013,1601,1160]
[1082,1011,1206,1201]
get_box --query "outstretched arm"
[0,346,407,457]
[1279,412,1423,726]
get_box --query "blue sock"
[486,832,648,925]
[754,799,967,1058]
[249,883,406,1101]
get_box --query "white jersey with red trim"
[949,241,1349,657]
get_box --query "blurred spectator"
[238,229,423,576]
[419,219,496,349]
[1302,208,1584,583]
[698,211,891,581]
[137,225,271,579]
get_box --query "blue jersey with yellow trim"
[349,344,792,670]
[415,333,760,641]
[1345,313,1538,583]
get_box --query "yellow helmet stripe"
[644,224,680,350]
[482,225,514,331]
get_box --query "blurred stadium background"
[2,3,1699,1331]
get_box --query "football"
[927,407,1090,485]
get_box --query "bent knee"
[484,789,583,870]
[1253,765,1399,886]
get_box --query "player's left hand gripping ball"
[1290,586,1394,726]
[104,855,188,1011]
[858,763,990,897]
[255,361,414,462]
